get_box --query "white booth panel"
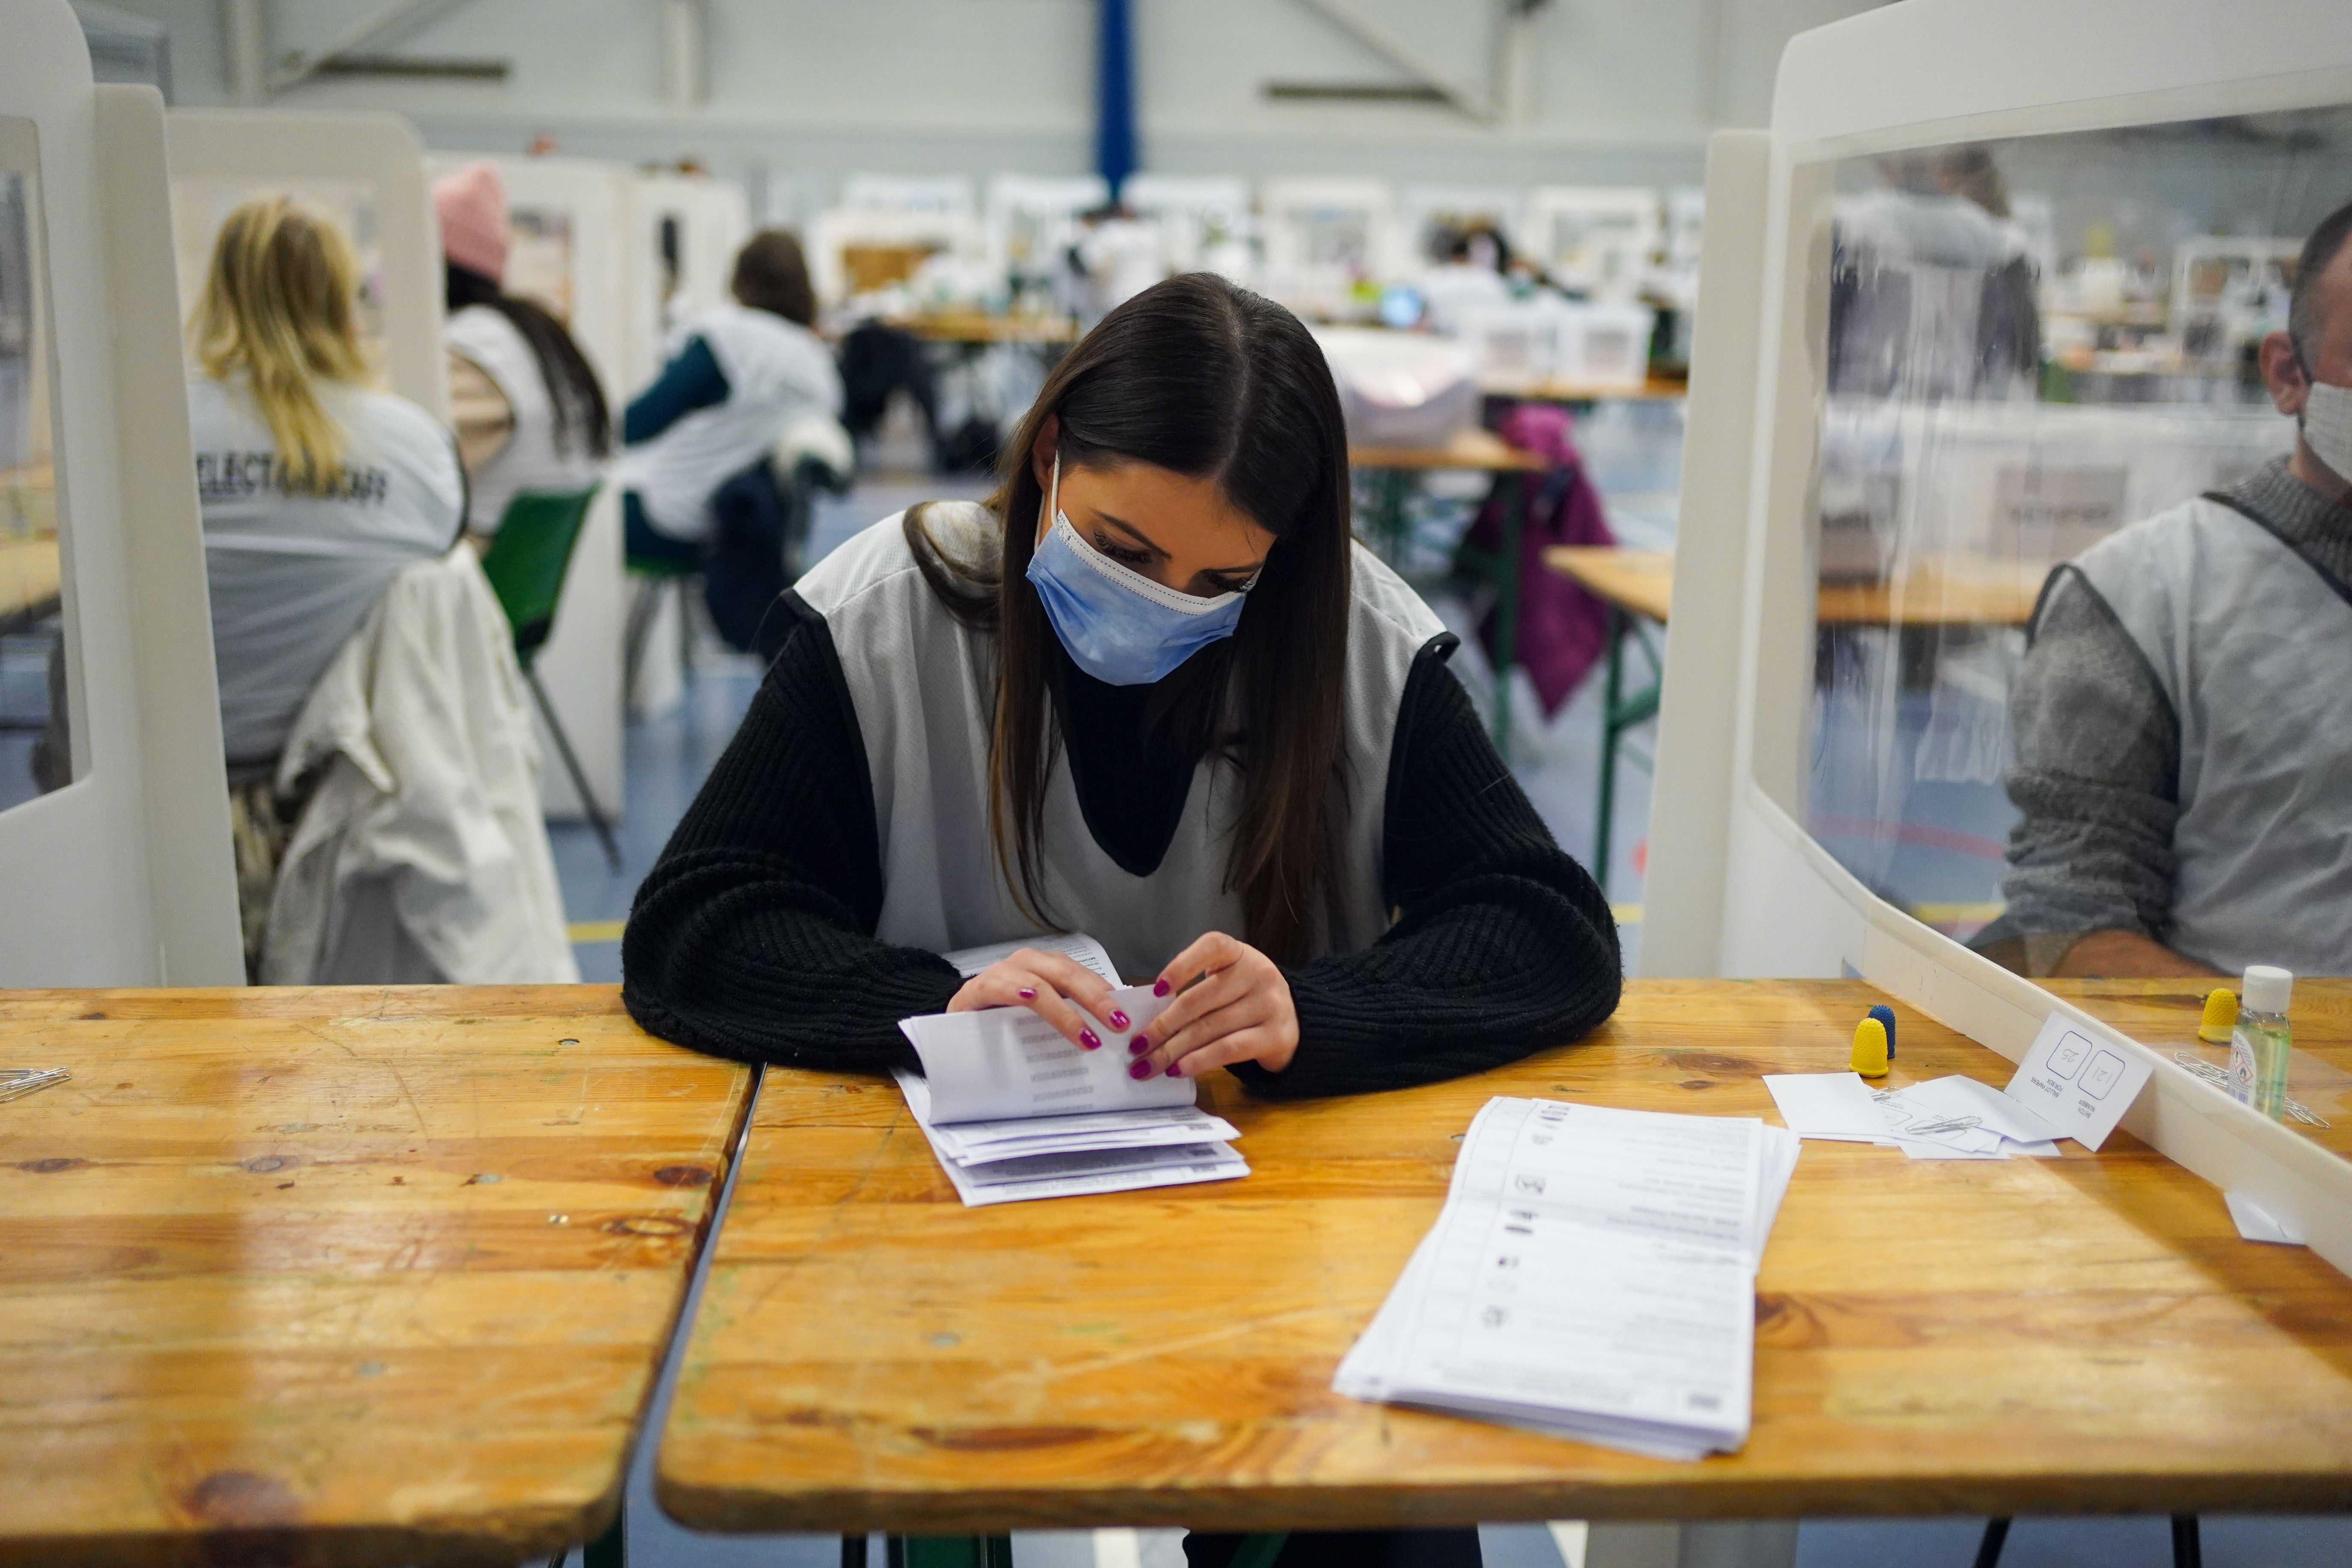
[0,0,239,985]
[1122,174,1255,281]
[1259,177,1403,318]
[622,171,751,397]
[166,111,447,421]
[1644,0,2352,1275]
[1525,186,1662,305]
[430,154,631,824]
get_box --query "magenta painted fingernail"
[1018,987,1036,1000]
[1129,1059,1155,1080]
[1128,1035,1150,1055]
[1108,1009,1131,1030]
[1164,1063,1182,1078]
[1152,978,1171,997]
[1079,1029,1102,1051]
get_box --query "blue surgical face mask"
[1023,455,1256,686]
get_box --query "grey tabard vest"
[793,505,1449,981]
[2075,494,2352,977]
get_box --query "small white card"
[2004,1012,2153,1152]
[2223,1191,2307,1246]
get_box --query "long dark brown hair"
[445,262,612,458]
[907,273,1353,964]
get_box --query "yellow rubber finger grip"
[2198,987,2238,1045]
[1850,1016,1890,1078]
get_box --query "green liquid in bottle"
[2229,1012,2291,1121]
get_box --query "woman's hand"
[946,947,1132,1053]
[1128,931,1298,1081]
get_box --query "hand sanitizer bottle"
[2229,966,2293,1120]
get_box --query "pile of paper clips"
[0,1067,69,1105]
[2172,1052,2331,1128]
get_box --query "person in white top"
[614,227,842,560]
[184,195,464,972]
[1072,203,1167,328]
[434,161,612,538]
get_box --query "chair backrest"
[477,485,599,665]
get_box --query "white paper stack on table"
[1763,1072,2064,1159]
[1335,1098,1801,1461]
[893,935,1248,1206]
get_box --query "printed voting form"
[1336,1098,1800,1460]
[892,936,1248,1205]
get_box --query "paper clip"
[2169,1052,2331,1128]
[0,1068,69,1105]
[1901,1114,1983,1138]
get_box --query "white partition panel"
[622,171,751,396]
[430,154,629,823]
[1644,0,2352,1275]
[167,110,447,421]
[0,0,239,985]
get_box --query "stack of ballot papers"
[1334,1098,1801,1461]
[892,935,1248,1206]
[1762,1072,2063,1158]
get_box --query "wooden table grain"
[0,985,754,1568]
[2048,978,2352,1161]
[1,532,62,635]
[1348,428,1549,473]
[656,979,2352,1536]
[1545,547,2050,629]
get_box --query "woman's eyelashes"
[1092,531,1154,568]
[1090,530,1251,595]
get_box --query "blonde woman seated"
[186,196,464,974]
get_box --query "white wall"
[115,0,1884,198]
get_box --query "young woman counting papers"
[622,272,1619,1103]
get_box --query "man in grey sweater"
[1978,199,2352,980]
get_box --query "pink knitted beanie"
[433,161,510,283]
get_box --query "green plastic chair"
[477,486,622,869]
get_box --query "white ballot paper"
[1763,1072,2062,1159]
[1334,1098,1801,1462]
[2004,1012,2153,1152]
[892,936,1249,1205]
[942,932,1123,985]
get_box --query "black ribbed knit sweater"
[621,600,1622,1098]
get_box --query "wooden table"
[1543,548,2051,631]
[2050,978,2352,1161]
[0,985,755,1568]
[1,532,62,636]
[658,979,2352,1538]
[1351,429,1548,751]
[885,311,1080,345]
[1348,427,1549,475]
[1480,375,1689,403]
[1542,548,2052,893]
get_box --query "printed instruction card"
[2004,1012,2153,1152]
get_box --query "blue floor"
[541,472,2351,1567]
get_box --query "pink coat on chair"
[1457,402,1617,717]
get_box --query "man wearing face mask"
[1978,198,2352,980]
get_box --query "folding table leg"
[886,1536,1014,1568]
[581,1494,625,1568]
[1594,601,1627,893]
[2171,1516,2201,1568]
[1492,474,1523,757]
[1971,1518,2010,1568]
[1228,1531,1290,1568]
[526,666,622,869]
